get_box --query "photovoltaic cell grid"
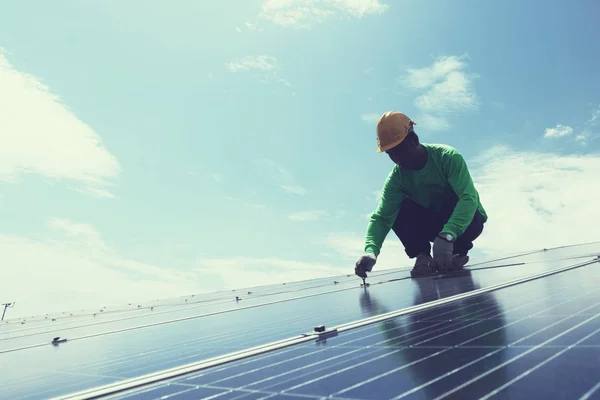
[0,243,599,400]
[0,264,427,349]
[104,260,600,400]
[2,270,428,355]
[4,241,597,339]
[3,241,597,345]
[4,241,596,339]
[3,254,600,399]
[0,258,582,355]
[3,244,591,353]
[0,268,401,340]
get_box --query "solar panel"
[101,257,600,399]
[0,267,416,348]
[0,272,374,339]
[1,243,599,399]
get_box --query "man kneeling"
[355,111,488,279]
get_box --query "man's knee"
[467,210,485,240]
[455,211,485,253]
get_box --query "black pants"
[391,195,485,258]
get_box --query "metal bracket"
[52,337,68,346]
[302,325,339,344]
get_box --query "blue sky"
[1,0,600,318]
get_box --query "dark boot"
[450,254,469,270]
[410,253,437,277]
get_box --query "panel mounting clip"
[302,325,339,343]
[51,336,68,346]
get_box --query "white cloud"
[575,105,600,144]
[76,187,118,199]
[0,218,205,319]
[0,50,121,196]
[469,146,600,256]
[210,172,223,183]
[414,71,477,113]
[195,257,343,290]
[403,56,467,90]
[225,55,291,87]
[361,113,381,123]
[277,77,293,87]
[245,21,263,31]
[544,107,600,144]
[225,55,277,72]
[289,210,327,221]
[281,185,308,195]
[576,135,588,146]
[416,113,450,131]
[259,0,389,28]
[590,105,600,125]
[47,217,104,245]
[544,124,573,138]
[400,55,479,131]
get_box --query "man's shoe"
[410,253,437,277]
[450,254,469,270]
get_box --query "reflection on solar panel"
[1,242,599,399]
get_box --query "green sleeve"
[364,168,406,257]
[440,149,479,238]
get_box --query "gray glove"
[355,253,377,278]
[432,236,453,271]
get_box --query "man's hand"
[355,253,377,278]
[432,236,453,271]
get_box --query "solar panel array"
[109,265,600,400]
[1,242,599,399]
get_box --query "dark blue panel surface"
[4,242,598,349]
[107,259,600,400]
[2,245,599,400]
[0,270,387,347]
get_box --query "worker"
[355,111,488,278]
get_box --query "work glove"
[432,236,454,271]
[355,253,377,278]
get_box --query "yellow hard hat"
[376,111,416,152]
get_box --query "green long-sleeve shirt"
[364,143,488,257]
